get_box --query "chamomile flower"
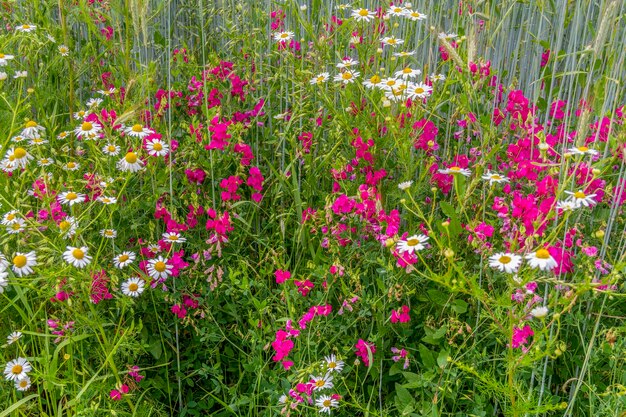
[564,190,597,208]
[113,251,136,269]
[124,124,154,139]
[530,306,549,318]
[1,210,20,225]
[15,376,31,391]
[11,252,37,277]
[393,50,416,58]
[4,358,31,381]
[273,31,295,42]
[525,248,558,271]
[381,36,404,47]
[556,200,577,212]
[63,246,92,268]
[394,67,421,79]
[11,135,26,143]
[146,138,169,157]
[429,73,446,82]
[14,71,27,79]
[334,70,360,84]
[438,166,471,176]
[311,374,334,391]
[58,45,69,56]
[6,218,26,234]
[4,147,33,169]
[363,74,384,89]
[58,216,78,238]
[100,229,117,239]
[336,58,359,69]
[86,98,102,108]
[97,195,117,205]
[57,191,86,206]
[146,256,173,280]
[62,161,80,171]
[16,24,36,33]
[404,9,427,20]
[117,152,144,173]
[162,232,186,243]
[380,77,400,90]
[121,277,145,297]
[567,146,599,156]
[438,32,458,40]
[488,253,522,273]
[0,71,6,80]
[310,72,330,85]
[385,86,409,102]
[102,143,121,156]
[351,8,376,22]
[396,234,429,254]
[387,5,407,16]
[74,120,102,140]
[7,331,22,345]
[73,110,88,120]
[324,354,344,373]
[0,53,15,66]
[0,274,7,293]
[316,395,339,414]
[98,87,117,96]
[398,180,413,190]
[29,137,48,146]
[21,120,45,138]
[481,171,510,184]
[406,82,433,99]
[57,131,71,140]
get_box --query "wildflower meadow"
[0,0,625,415]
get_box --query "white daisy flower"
[398,181,413,190]
[316,395,339,414]
[113,251,136,269]
[438,166,471,177]
[62,161,80,171]
[11,252,37,277]
[525,248,558,271]
[387,5,406,16]
[481,171,510,185]
[57,191,86,206]
[396,234,429,254]
[429,73,446,82]
[7,331,22,345]
[121,277,145,297]
[566,146,599,156]
[146,256,173,280]
[310,374,334,391]
[6,218,26,234]
[564,190,597,208]
[16,24,36,33]
[0,273,8,293]
[58,216,78,238]
[21,120,46,139]
[381,36,404,47]
[0,71,7,80]
[351,8,375,22]
[124,124,154,138]
[324,354,344,373]
[100,229,117,239]
[86,98,102,108]
[556,200,577,212]
[13,71,27,79]
[146,138,169,157]
[273,31,295,42]
[162,232,186,243]
[117,152,144,172]
[406,82,433,99]
[530,306,549,318]
[362,74,384,89]
[404,10,427,21]
[97,196,117,205]
[4,147,33,169]
[438,32,458,40]
[98,87,117,96]
[11,135,26,143]
[58,45,69,56]
[28,136,48,146]
[15,376,31,391]
[380,77,400,91]
[102,143,121,156]
[336,58,359,69]
[394,67,422,79]
[393,50,416,58]
[57,131,71,140]
[334,70,360,84]
[63,246,92,268]
[4,358,31,381]
[74,120,102,140]
[310,72,330,85]
[73,110,89,120]
[488,252,522,273]
[0,53,15,66]
[1,210,20,225]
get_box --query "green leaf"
[451,299,468,314]
[395,383,416,415]
[419,344,436,369]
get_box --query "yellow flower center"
[414,87,425,94]
[25,120,37,128]
[14,148,27,159]
[402,67,412,74]
[18,379,28,388]
[393,7,402,13]
[323,399,331,407]
[387,38,397,44]
[7,213,15,220]
[65,192,77,201]
[358,9,369,16]
[342,72,353,80]
[81,122,93,131]
[328,361,336,369]
[280,33,289,39]
[59,132,68,138]
[153,261,167,272]
[369,75,381,83]
[0,53,5,58]
[107,145,117,152]
[72,248,85,259]
[535,248,550,259]
[132,124,143,133]
[11,223,21,230]
[105,230,114,236]
[11,364,23,374]
[577,146,588,152]
[59,220,70,231]
[66,162,76,169]
[491,174,502,180]
[406,238,419,246]
[315,380,325,387]
[13,255,27,268]
[125,152,138,163]
[316,76,325,82]
[118,254,129,262]
[169,235,178,241]
[449,166,461,171]
[499,256,511,264]
[386,80,396,87]
[574,191,586,199]
[152,142,163,151]
[22,25,30,30]
[128,282,139,292]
